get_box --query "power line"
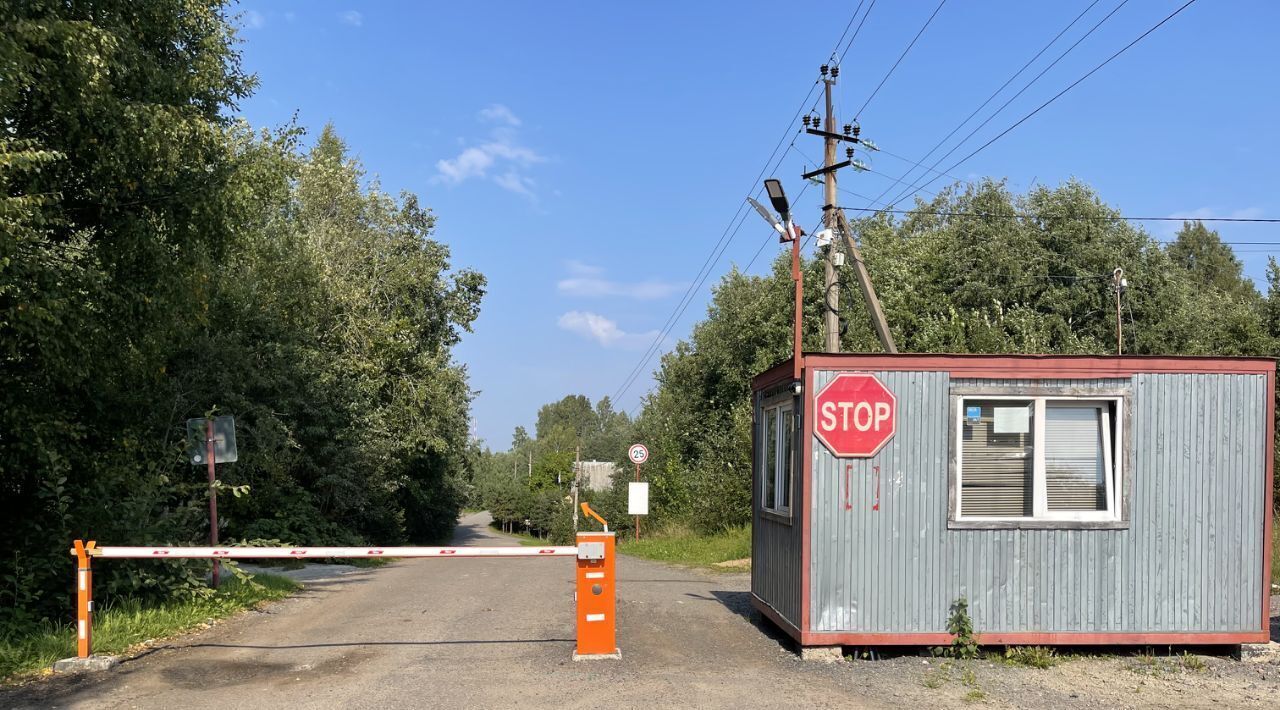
[853,0,947,121]
[610,7,885,408]
[837,0,877,66]
[886,0,1200,209]
[867,0,1107,210]
[837,205,1280,225]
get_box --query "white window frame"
[953,394,1123,524]
[760,400,794,518]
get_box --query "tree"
[1166,221,1260,302]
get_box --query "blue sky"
[233,1,1279,448]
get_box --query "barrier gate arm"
[67,539,618,661]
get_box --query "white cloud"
[243,9,265,30]
[433,105,547,199]
[339,10,363,26]
[1158,206,1266,237]
[478,104,522,127]
[557,261,684,300]
[557,311,660,349]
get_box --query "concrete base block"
[1238,642,1280,662]
[572,648,622,662]
[53,655,120,673]
[800,645,845,663]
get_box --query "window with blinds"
[960,401,1033,517]
[956,396,1120,523]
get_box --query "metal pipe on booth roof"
[791,220,803,384]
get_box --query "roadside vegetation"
[0,573,297,684]
[618,525,751,570]
[2,1,483,642]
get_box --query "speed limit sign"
[628,443,649,465]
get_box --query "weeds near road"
[1001,645,1057,669]
[0,574,297,684]
[934,597,979,660]
[617,524,751,571]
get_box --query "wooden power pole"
[821,70,840,353]
[802,64,898,354]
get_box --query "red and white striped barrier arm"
[92,546,577,559]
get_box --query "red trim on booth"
[797,353,1274,379]
[800,364,813,635]
[1263,367,1275,636]
[797,630,1269,647]
[752,595,1267,647]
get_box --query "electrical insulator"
[846,147,854,159]
[820,65,829,76]
[831,66,839,78]
[801,116,810,127]
[852,124,861,138]
[843,124,852,136]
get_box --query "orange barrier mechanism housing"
[73,540,96,659]
[574,531,618,659]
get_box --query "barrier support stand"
[573,531,620,661]
[54,540,118,673]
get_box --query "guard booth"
[750,353,1275,651]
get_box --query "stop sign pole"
[813,373,897,458]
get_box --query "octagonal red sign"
[813,373,897,458]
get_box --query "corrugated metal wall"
[752,389,804,627]
[809,370,1268,634]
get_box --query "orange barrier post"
[574,531,619,659]
[73,540,96,659]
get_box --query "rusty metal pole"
[633,462,640,542]
[206,419,220,589]
[791,222,803,383]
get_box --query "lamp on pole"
[753,179,803,385]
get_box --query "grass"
[1000,645,1057,669]
[617,523,751,571]
[0,573,297,684]
[1272,512,1278,587]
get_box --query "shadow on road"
[709,590,795,650]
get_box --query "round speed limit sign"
[628,443,649,465]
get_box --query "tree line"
[628,180,1280,533]
[1,2,482,628]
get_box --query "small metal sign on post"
[186,415,237,588]
[627,444,649,542]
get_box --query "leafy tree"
[1166,221,1260,302]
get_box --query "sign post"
[813,373,897,458]
[186,415,238,588]
[627,443,649,542]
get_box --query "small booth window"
[761,402,794,516]
[954,396,1123,526]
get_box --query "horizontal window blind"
[960,402,1033,517]
[1044,405,1105,512]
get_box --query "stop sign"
[813,373,897,457]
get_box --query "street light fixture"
[764,178,789,218]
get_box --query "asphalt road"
[2,513,883,709]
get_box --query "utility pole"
[802,64,898,354]
[821,67,840,353]
[572,445,581,532]
[1113,267,1127,355]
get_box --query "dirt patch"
[714,558,752,569]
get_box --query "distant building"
[576,460,617,492]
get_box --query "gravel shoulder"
[2,514,1275,709]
